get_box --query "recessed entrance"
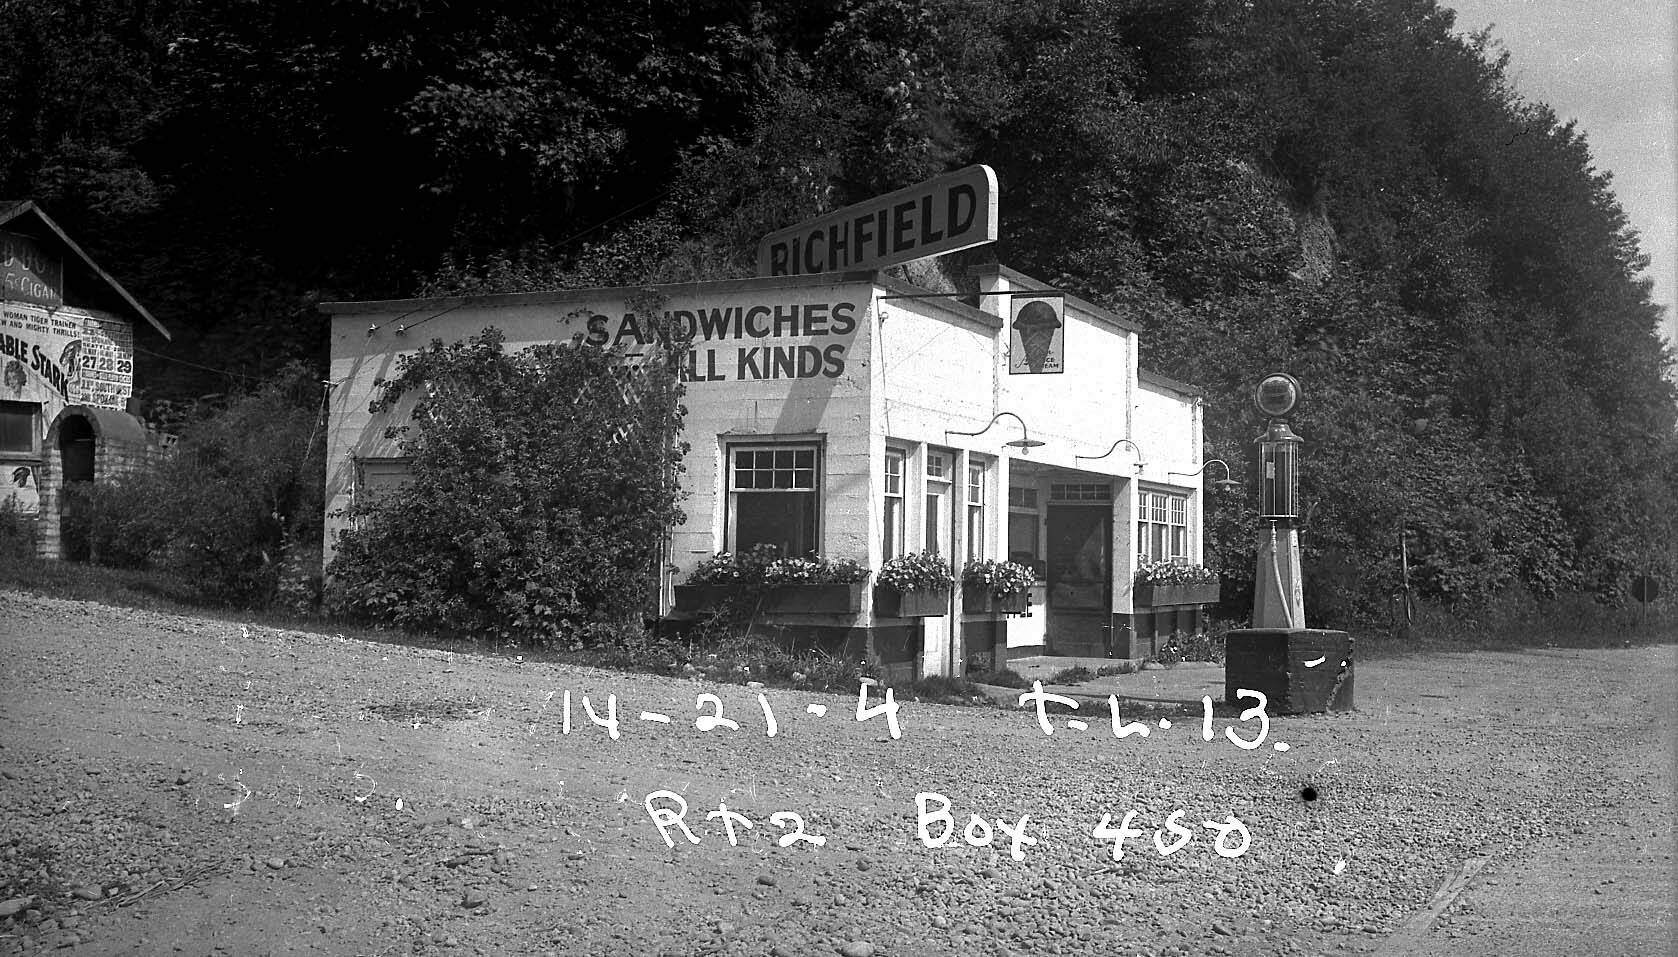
[1045,504,1111,656]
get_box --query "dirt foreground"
[1,591,1673,956]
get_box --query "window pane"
[1170,496,1186,525]
[0,407,34,453]
[885,450,904,494]
[927,453,946,478]
[734,490,817,556]
[925,490,946,554]
[884,498,904,559]
[967,507,984,561]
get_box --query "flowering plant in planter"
[763,555,870,585]
[961,558,1036,596]
[684,545,870,586]
[687,551,745,585]
[877,551,956,593]
[1134,559,1219,586]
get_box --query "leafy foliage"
[57,365,327,605]
[324,324,688,646]
[5,0,1672,622]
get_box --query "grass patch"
[1045,665,1096,685]
[1355,590,1672,660]
[968,668,1030,689]
[1096,661,1142,677]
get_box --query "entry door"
[920,451,955,675]
[1045,505,1112,656]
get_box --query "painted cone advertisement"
[1009,297,1063,374]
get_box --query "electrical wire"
[134,345,264,382]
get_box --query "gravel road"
[0,591,1672,956]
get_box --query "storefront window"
[966,461,986,561]
[883,448,906,559]
[729,444,820,557]
[1138,489,1189,563]
[1008,486,1039,567]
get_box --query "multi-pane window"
[883,448,906,559]
[966,461,986,561]
[729,445,820,557]
[924,451,950,555]
[0,402,38,454]
[1051,482,1112,501]
[1138,490,1189,563]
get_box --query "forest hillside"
[3,0,1672,618]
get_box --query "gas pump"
[1252,374,1305,629]
[1223,373,1354,713]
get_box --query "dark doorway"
[58,415,95,561]
[1045,505,1112,656]
[59,416,94,482]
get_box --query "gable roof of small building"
[0,200,171,340]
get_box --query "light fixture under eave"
[945,412,1045,455]
[1168,458,1242,493]
[1075,438,1146,473]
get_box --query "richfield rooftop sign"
[756,165,999,277]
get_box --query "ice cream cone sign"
[1009,297,1064,374]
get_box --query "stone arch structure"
[35,405,165,560]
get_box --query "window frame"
[725,441,824,557]
[1137,488,1191,564]
[883,446,907,560]
[1007,485,1041,567]
[0,401,41,457]
[924,449,952,556]
[965,458,988,562]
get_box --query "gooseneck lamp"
[945,412,1046,453]
[1075,438,1146,473]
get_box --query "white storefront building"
[322,265,1210,681]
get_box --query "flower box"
[1133,582,1221,607]
[873,585,950,618]
[673,582,866,615]
[671,584,737,614]
[963,585,1028,616]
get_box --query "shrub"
[0,498,36,559]
[1046,666,1095,685]
[54,364,325,607]
[1150,630,1226,666]
[325,324,688,646]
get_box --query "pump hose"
[1270,523,1297,630]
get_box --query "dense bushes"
[56,365,326,606]
[324,324,688,646]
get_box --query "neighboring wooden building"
[0,201,173,558]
